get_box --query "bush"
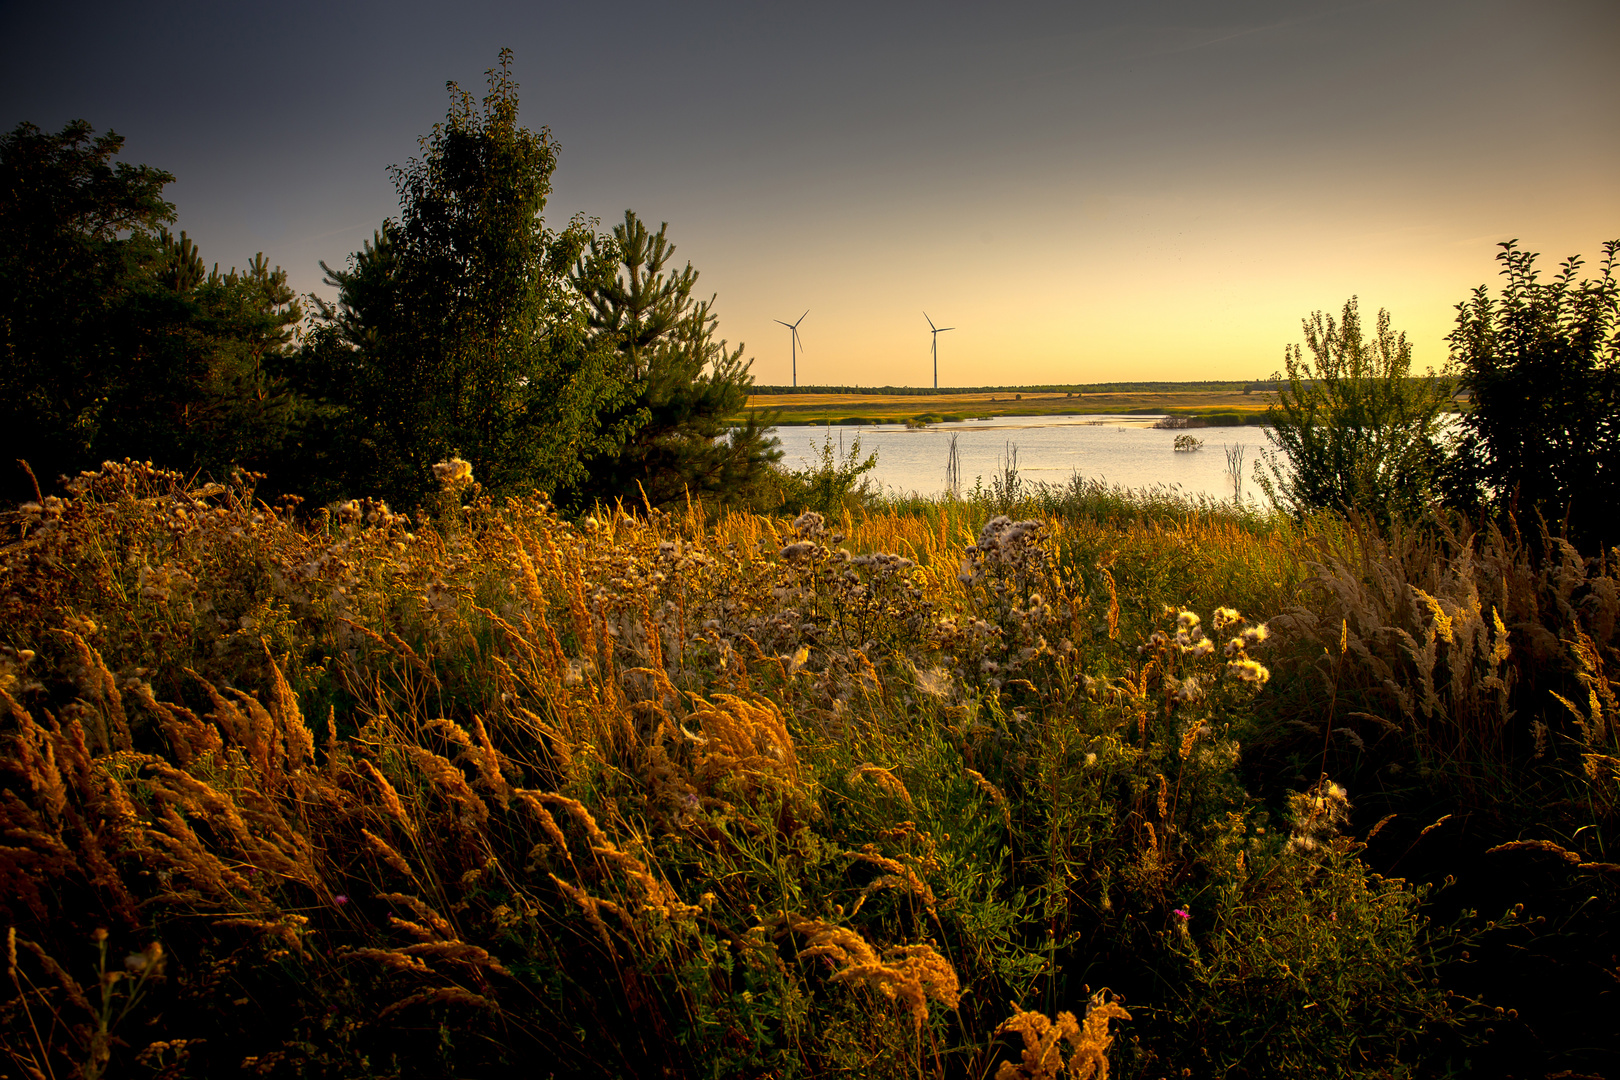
[1444,239,1619,551]
[1257,298,1453,525]
[771,426,880,514]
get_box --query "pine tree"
[0,119,174,497]
[0,121,303,496]
[86,230,303,482]
[571,210,779,510]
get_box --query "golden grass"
[1,461,1612,1077]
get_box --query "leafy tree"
[296,51,630,507]
[0,121,303,497]
[570,210,780,510]
[1256,298,1452,523]
[0,119,173,497]
[1444,239,1619,550]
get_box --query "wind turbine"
[775,310,808,387]
[924,312,954,389]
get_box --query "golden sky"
[5,0,1615,384]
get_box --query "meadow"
[1,462,1616,1079]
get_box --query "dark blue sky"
[4,0,1615,383]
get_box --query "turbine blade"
[939,326,955,332]
[924,311,935,330]
[795,309,809,327]
[775,320,793,328]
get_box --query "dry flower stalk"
[849,852,939,919]
[375,986,491,1021]
[847,763,913,805]
[358,759,416,836]
[967,767,1014,834]
[682,693,799,788]
[775,914,960,1030]
[402,745,490,828]
[995,991,1131,1080]
[347,947,430,974]
[375,893,454,940]
[361,828,417,878]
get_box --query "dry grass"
[1,462,1599,1077]
[1262,516,1619,817]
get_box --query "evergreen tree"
[117,234,305,479]
[297,51,631,507]
[1443,240,1618,550]
[571,210,779,510]
[0,121,302,496]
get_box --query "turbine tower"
[774,310,808,388]
[924,312,955,390]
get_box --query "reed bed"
[1,462,1611,1077]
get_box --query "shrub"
[1444,239,1619,551]
[1257,298,1453,525]
[771,425,880,514]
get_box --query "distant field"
[739,388,1272,426]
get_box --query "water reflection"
[770,415,1272,503]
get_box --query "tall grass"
[5,462,1606,1077]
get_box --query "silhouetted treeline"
[0,53,778,514]
[2,64,1614,545]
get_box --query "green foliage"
[0,120,304,497]
[1444,239,1619,549]
[1155,825,1465,1078]
[120,234,305,480]
[1257,298,1453,524]
[0,119,173,496]
[570,210,780,510]
[296,51,631,507]
[773,425,879,514]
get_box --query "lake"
[770,415,1273,503]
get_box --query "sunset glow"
[4,0,1614,383]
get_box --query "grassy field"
[740,388,1271,426]
[2,464,1615,1078]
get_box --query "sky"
[3,0,1616,387]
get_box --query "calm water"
[770,415,1272,503]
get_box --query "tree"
[296,50,631,507]
[570,210,779,510]
[1444,239,1619,550]
[0,120,173,497]
[0,121,303,497]
[1256,298,1452,523]
[115,233,305,479]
